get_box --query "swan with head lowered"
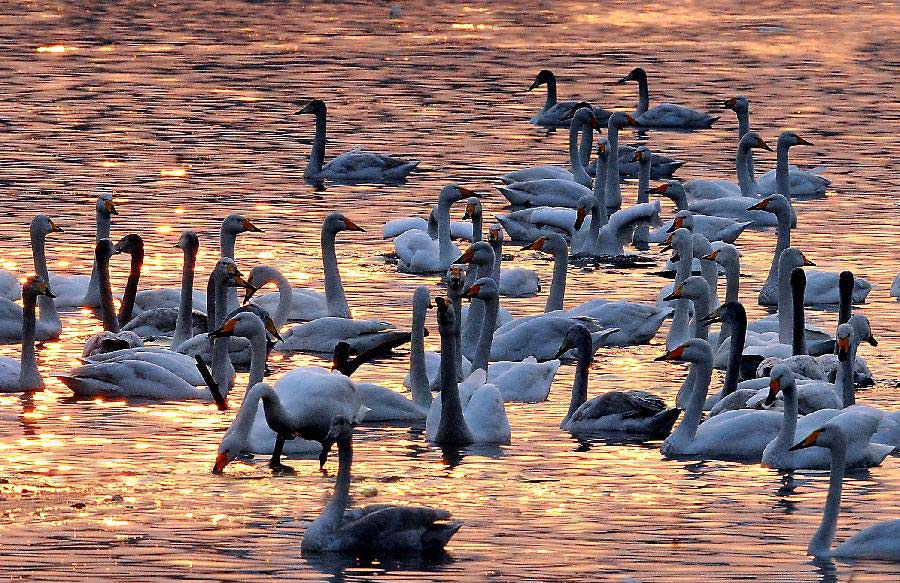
[557,324,680,435]
[657,339,781,460]
[295,99,419,183]
[616,67,718,129]
[759,365,891,470]
[300,415,461,556]
[789,423,900,561]
[393,185,477,273]
[749,194,872,305]
[425,297,510,445]
[0,215,64,343]
[0,276,56,393]
[211,311,368,474]
[527,70,611,127]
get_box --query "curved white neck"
[30,225,60,330]
[545,247,568,313]
[19,292,43,390]
[604,123,622,209]
[322,228,351,319]
[772,381,800,458]
[171,244,198,350]
[668,247,693,348]
[809,440,847,557]
[840,343,857,406]
[735,140,758,197]
[777,260,795,345]
[462,256,494,356]
[633,158,651,243]
[84,209,112,306]
[721,314,746,396]
[211,271,234,391]
[736,107,754,176]
[408,297,431,408]
[672,355,713,443]
[569,121,591,187]
[776,140,791,200]
[471,294,498,374]
[306,110,327,178]
[591,151,609,237]
[765,210,792,293]
[257,266,292,329]
[436,197,456,267]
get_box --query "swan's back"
[834,519,900,561]
[275,367,366,429]
[463,384,511,444]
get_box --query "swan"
[658,339,782,460]
[616,67,718,129]
[699,302,753,411]
[602,112,642,210]
[891,273,900,298]
[487,224,539,297]
[527,69,611,127]
[789,423,900,560]
[121,231,206,346]
[80,348,206,386]
[425,297,511,445]
[663,228,695,351]
[649,181,782,228]
[649,210,750,245]
[0,271,19,301]
[506,106,598,187]
[462,278,560,402]
[0,214,63,310]
[575,199,663,256]
[498,177,593,209]
[455,242,513,358]
[632,145,653,246]
[219,213,263,313]
[242,266,298,331]
[682,131,772,200]
[0,216,64,343]
[0,277,56,392]
[382,201,479,242]
[394,185,475,273]
[557,324,680,435]
[81,239,143,357]
[300,415,461,555]
[330,287,432,421]
[760,365,890,469]
[750,194,872,305]
[722,96,756,176]
[110,234,143,327]
[295,99,419,183]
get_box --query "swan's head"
[295,99,326,116]
[666,210,694,234]
[699,300,745,329]
[648,181,684,201]
[616,67,646,84]
[440,184,479,204]
[790,422,848,452]
[455,241,494,268]
[323,212,366,235]
[573,194,597,231]
[765,363,795,406]
[213,383,275,474]
[555,323,592,359]
[662,275,709,303]
[778,247,815,278]
[521,232,567,255]
[325,415,354,446]
[790,266,806,297]
[848,314,877,348]
[462,277,499,302]
[413,286,433,313]
[571,105,599,130]
[488,223,504,244]
[435,296,457,336]
[740,131,773,152]
[95,238,119,262]
[22,275,55,300]
[228,305,283,343]
[631,145,651,163]
[835,323,852,362]
[96,192,118,216]
[463,197,482,221]
[31,214,64,237]
[660,227,692,256]
[222,213,263,235]
[175,230,199,254]
[747,193,789,214]
[779,131,813,149]
[217,258,254,291]
[114,233,144,257]
[209,311,267,342]
[528,69,555,91]
[596,137,609,159]
[331,341,354,374]
[608,111,643,128]
[722,96,749,113]
[703,242,740,267]
[654,338,712,364]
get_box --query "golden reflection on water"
[0,0,898,581]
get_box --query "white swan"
[649,210,750,245]
[0,271,19,301]
[0,277,56,392]
[393,185,475,273]
[527,69,611,127]
[760,365,890,470]
[498,177,592,209]
[508,106,598,188]
[80,348,205,386]
[682,131,771,200]
[789,423,900,560]
[425,297,511,445]
[382,201,479,242]
[616,67,718,129]
[300,415,461,555]
[0,215,64,343]
[0,214,63,305]
[558,324,680,435]
[295,99,418,182]
[649,181,783,228]
[658,339,781,460]
[750,194,872,305]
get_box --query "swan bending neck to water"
[300,415,461,555]
[790,423,900,560]
[84,192,117,307]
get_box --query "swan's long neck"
[542,75,557,112]
[604,123,622,210]
[408,296,431,408]
[247,327,267,391]
[545,248,568,313]
[735,140,758,197]
[448,280,464,375]
[809,439,847,557]
[436,197,456,267]
[471,294,498,374]
[772,380,800,459]
[723,259,740,304]
[736,107,754,176]
[489,240,502,283]
[19,291,43,391]
[462,258,493,357]
[171,244,197,350]
[722,310,747,396]
[220,228,238,314]
[776,141,791,200]
[792,276,806,356]
[471,211,483,243]
[634,76,649,117]
[668,247,693,347]
[838,277,853,327]
[591,150,609,238]
[262,266,292,329]
[689,289,712,342]
[699,259,718,309]
[765,209,792,293]
[31,226,60,330]
[578,123,592,168]
[117,248,143,327]
[436,315,473,444]
[777,262,794,346]
[840,342,856,406]
[84,208,112,306]
[672,354,713,442]
[306,110,327,178]
[564,331,592,423]
[223,384,264,454]
[669,188,688,212]
[97,249,119,333]
[315,435,352,534]
[569,121,591,187]
[633,158,651,244]
[322,228,351,319]
[211,272,233,392]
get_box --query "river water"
[0,1,898,581]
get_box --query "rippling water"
[0,1,898,580]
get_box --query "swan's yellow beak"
[104,200,118,215]
[573,206,589,231]
[663,283,684,301]
[632,150,643,162]
[209,318,237,339]
[648,183,669,195]
[49,219,63,233]
[458,186,479,198]
[463,284,481,299]
[765,376,781,406]
[242,218,263,233]
[463,202,477,220]
[796,135,813,146]
[723,97,737,109]
[597,142,606,156]
[655,345,686,361]
[522,237,545,251]
[757,136,773,151]
[343,217,366,232]
[703,249,720,261]
[789,429,821,451]
[801,254,815,267]
[625,114,642,127]
[747,198,770,211]
[457,247,476,264]
[666,217,684,234]
[213,452,229,474]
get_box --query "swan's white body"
[277,318,400,354]
[56,360,210,400]
[81,348,206,386]
[425,380,511,444]
[498,179,592,208]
